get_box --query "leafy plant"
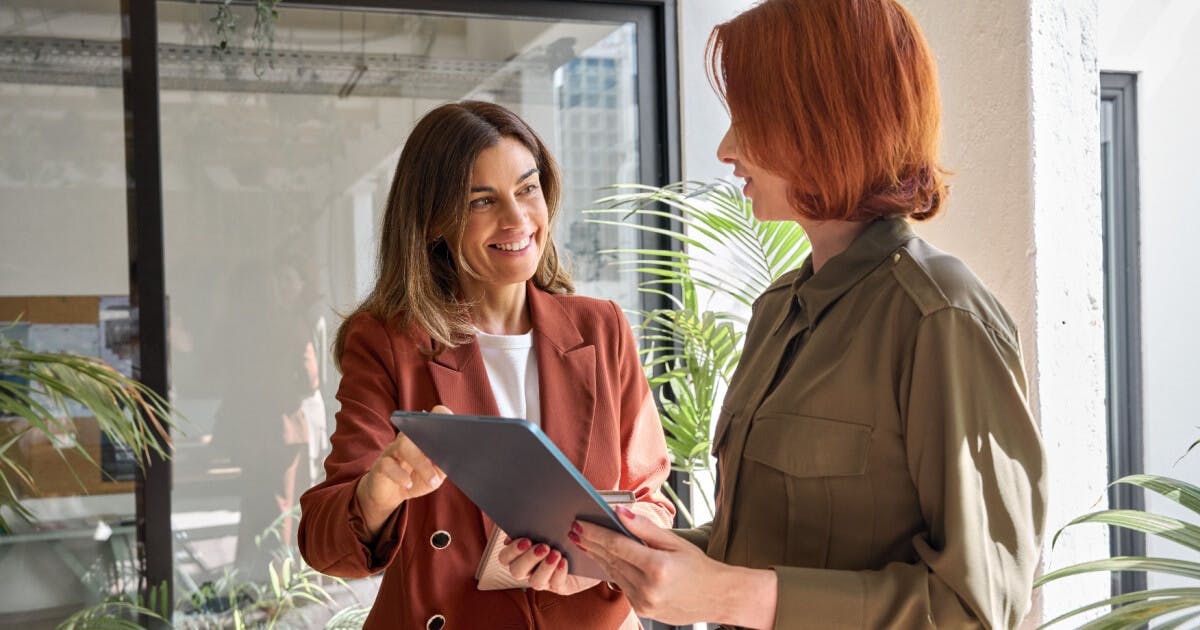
[1036,473,1200,628]
[587,180,809,524]
[206,0,282,76]
[169,506,360,629]
[0,322,176,529]
[57,582,172,630]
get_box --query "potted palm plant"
[587,180,809,524]
[0,322,175,530]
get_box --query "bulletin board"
[0,296,138,498]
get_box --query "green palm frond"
[1038,474,1200,628]
[587,180,810,308]
[589,180,807,524]
[0,325,179,529]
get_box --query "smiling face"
[717,124,797,222]
[451,136,549,299]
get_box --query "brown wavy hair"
[708,0,949,221]
[334,101,573,364]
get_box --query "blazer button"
[426,614,446,630]
[430,530,451,549]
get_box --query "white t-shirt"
[474,329,541,427]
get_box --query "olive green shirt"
[678,218,1047,629]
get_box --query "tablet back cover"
[390,411,637,580]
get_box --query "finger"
[584,544,640,590]
[574,521,654,578]
[497,538,532,566]
[430,404,453,415]
[612,505,682,550]
[527,549,561,590]
[506,543,547,580]
[395,435,443,488]
[374,457,415,490]
[546,556,569,592]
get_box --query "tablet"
[389,410,641,580]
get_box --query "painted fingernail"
[615,505,635,519]
[570,521,583,534]
[567,531,581,545]
[517,539,531,551]
[503,536,512,545]
[534,544,549,556]
[557,558,567,570]
[547,551,560,563]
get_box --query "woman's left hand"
[573,506,776,628]
[497,537,601,595]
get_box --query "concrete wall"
[1099,0,1200,590]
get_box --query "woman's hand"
[354,405,450,537]
[497,535,601,595]
[573,506,777,628]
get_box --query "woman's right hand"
[355,405,450,537]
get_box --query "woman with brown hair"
[298,101,673,629]
[575,1,1047,628]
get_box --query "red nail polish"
[615,505,635,519]
[571,522,583,534]
[547,551,560,563]
[503,536,512,545]
[568,531,581,545]
[557,558,567,570]
[517,539,531,551]
[535,544,549,556]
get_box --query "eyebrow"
[470,168,539,194]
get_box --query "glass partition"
[156,3,643,624]
[0,1,137,626]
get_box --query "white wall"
[1099,0,1200,590]
[905,1,1107,623]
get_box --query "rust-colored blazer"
[299,285,674,630]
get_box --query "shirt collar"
[790,217,917,327]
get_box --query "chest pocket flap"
[743,414,871,477]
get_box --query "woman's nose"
[497,196,528,226]
[716,126,738,164]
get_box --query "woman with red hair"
[575,1,1047,628]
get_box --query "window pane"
[0,1,136,626]
[156,4,643,625]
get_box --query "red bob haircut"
[708,0,948,221]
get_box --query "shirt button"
[430,530,451,549]
[426,614,446,630]
[893,252,901,263]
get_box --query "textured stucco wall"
[1099,0,1200,591]
[1029,0,1107,622]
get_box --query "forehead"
[471,136,538,182]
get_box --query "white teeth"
[492,236,531,252]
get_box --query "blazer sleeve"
[611,301,676,529]
[771,307,1047,629]
[298,313,408,578]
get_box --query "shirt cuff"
[771,565,865,629]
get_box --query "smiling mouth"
[490,234,533,252]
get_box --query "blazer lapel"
[528,284,596,475]
[428,339,499,417]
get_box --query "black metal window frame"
[1100,71,1144,597]
[121,0,681,623]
